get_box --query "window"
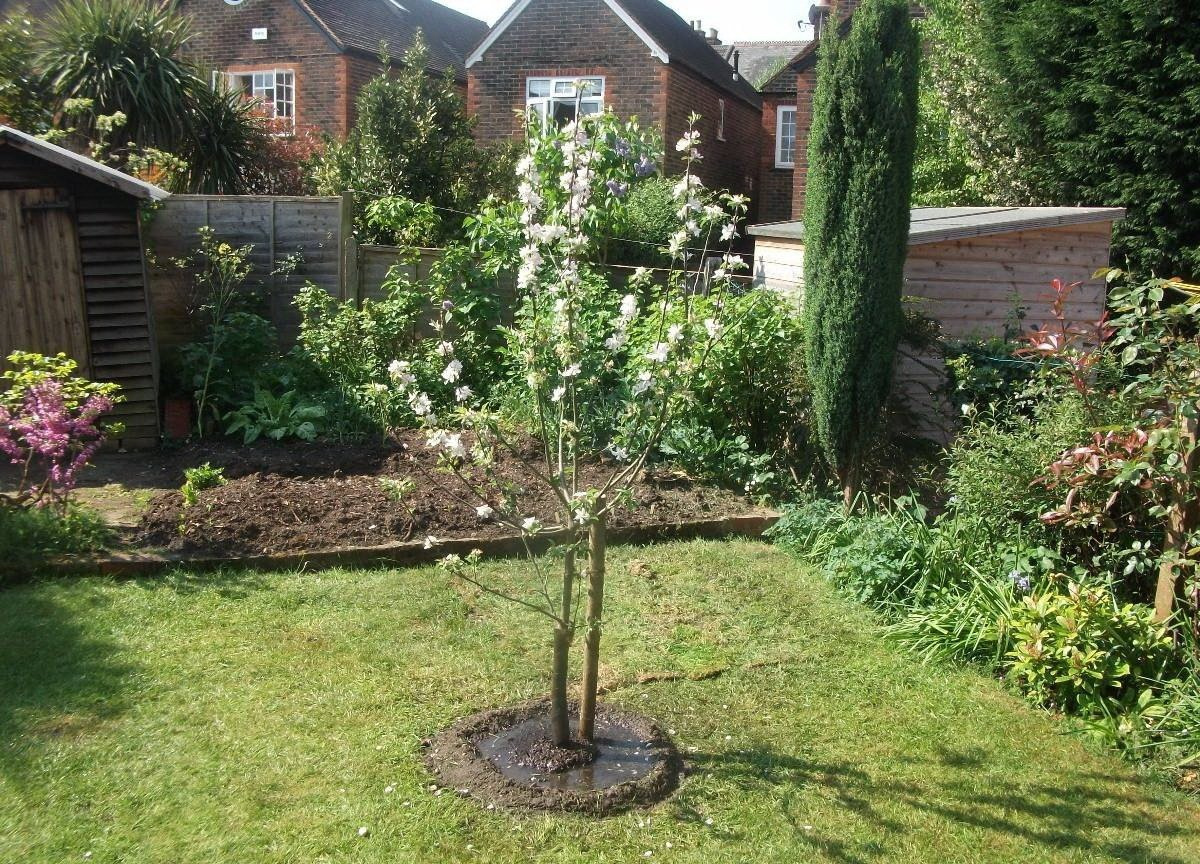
[220,69,295,127]
[775,105,797,168]
[525,77,604,127]
[717,99,726,141]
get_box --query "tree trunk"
[840,460,861,511]
[578,512,607,743]
[1155,410,1198,623]
[550,547,577,746]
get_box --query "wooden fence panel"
[143,194,342,350]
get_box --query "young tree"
[403,109,748,747]
[803,0,919,506]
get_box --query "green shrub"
[224,389,325,444]
[1006,581,1178,742]
[0,505,111,579]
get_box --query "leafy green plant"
[1006,580,1178,744]
[362,195,441,248]
[378,476,415,503]
[180,463,226,508]
[223,389,325,444]
[0,504,111,580]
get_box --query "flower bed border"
[31,512,779,578]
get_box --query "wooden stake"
[578,512,607,742]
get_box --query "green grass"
[1,539,1198,863]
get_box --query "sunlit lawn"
[2,539,1198,863]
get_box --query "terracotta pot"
[163,398,193,440]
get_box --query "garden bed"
[136,433,756,557]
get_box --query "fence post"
[339,190,357,302]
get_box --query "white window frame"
[525,76,605,127]
[775,105,797,168]
[717,98,726,141]
[217,68,296,128]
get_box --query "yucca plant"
[40,0,194,149]
[179,80,271,194]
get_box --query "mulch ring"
[422,699,681,815]
[136,432,753,557]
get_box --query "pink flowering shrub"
[0,352,122,513]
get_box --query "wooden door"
[0,187,90,375]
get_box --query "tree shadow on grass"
[0,588,138,784]
[677,744,1195,864]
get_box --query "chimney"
[732,50,740,73]
[707,27,720,44]
[809,2,833,39]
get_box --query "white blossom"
[442,359,463,383]
[604,331,628,352]
[423,535,441,549]
[387,359,409,379]
[646,342,669,363]
[550,385,566,403]
[632,371,654,396]
[608,444,630,461]
[442,433,468,460]
[620,293,638,320]
[675,130,700,152]
[410,392,433,417]
[561,363,581,378]
[573,508,589,525]
[455,385,473,402]
[437,341,454,357]
[720,223,738,242]
[704,318,723,340]
[476,504,495,519]
[521,517,542,533]
[667,323,684,344]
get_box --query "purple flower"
[1008,569,1031,593]
[635,155,656,177]
[614,138,632,158]
[0,380,114,509]
[606,179,629,197]
[441,299,455,312]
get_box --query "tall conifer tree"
[803,0,920,505]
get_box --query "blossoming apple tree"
[394,107,749,747]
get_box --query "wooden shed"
[1,126,167,448]
[748,206,1126,438]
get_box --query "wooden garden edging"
[37,511,780,578]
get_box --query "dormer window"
[526,77,604,127]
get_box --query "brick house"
[712,39,811,224]
[0,0,488,138]
[464,0,763,203]
[174,0,489,137]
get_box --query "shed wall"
[0,146,159,448]
[751,220,1115,440]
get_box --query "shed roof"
[748,206,1126,246]
[0,126,169,201]
[467,0,762,108]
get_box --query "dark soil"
[136,433,752,556]
[423,699,680,814]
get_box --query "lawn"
[2,539,1198,863]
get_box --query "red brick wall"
[662,65,759,203]
[789,66,817,219]
[758,60,799,224]
[176,0,349,136]
[466,0,664,143]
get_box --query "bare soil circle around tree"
[422,699,681,815]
